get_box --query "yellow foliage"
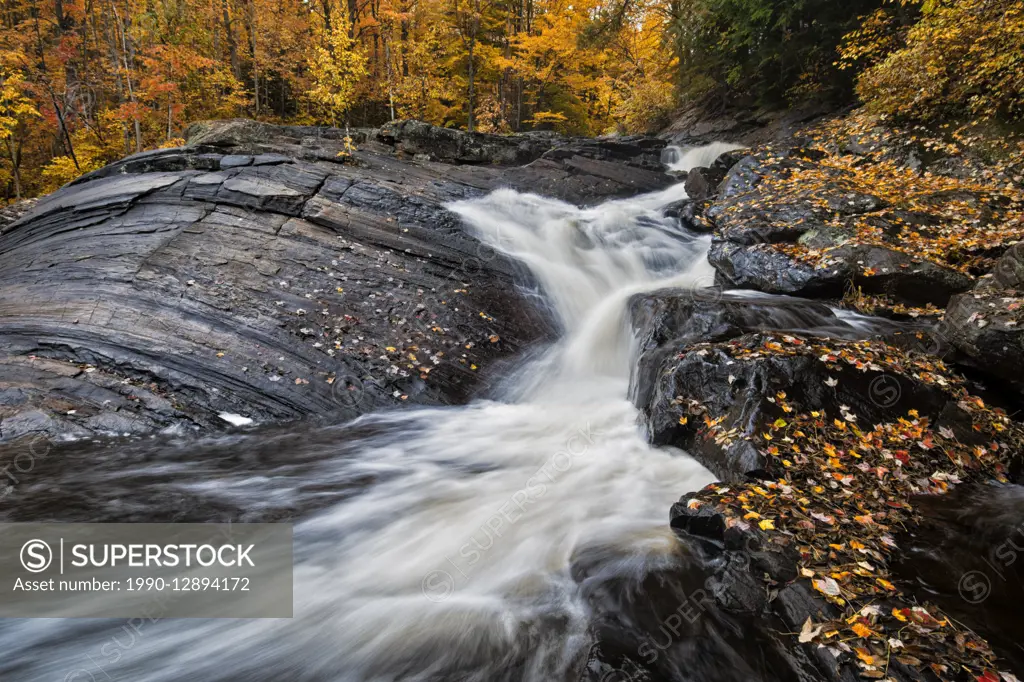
[304,12,369,123]
[853,0,1024,121]
[526,110,570,132]
[158,138,186,149]
[0,71,38,140]
[614,72,676,134]
[39,113,130,191]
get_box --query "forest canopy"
[0,0,1020,200]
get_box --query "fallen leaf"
[799,617,823,643]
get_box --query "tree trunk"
[467,24,476,131]
[248,0,259,115]
[222,0,241,81]
[114,5,142,153]
[5,136,22,199]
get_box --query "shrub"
[852,0,1024,121]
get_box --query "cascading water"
[661,142,745,173]
[0,143,910,682]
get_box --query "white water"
[0,149,727,682]
[662,142,745,173]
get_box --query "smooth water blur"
[0,146,737,682]
[662,142,746,173]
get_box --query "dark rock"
[664,200,714,233]
[710,150,745,177]
[709,240,973,307]
[683,165,727,201]
[823,190,886,215]
[629,289,935,407]
[796,226,855,250]
[634,331,949,481]
[630,287,923,357]
[992,242,1024,291]
[576,523,857,682]
[941,288,1024,391]
[220,154,254,169]
[718,155,763,198]
[378,119,557,165]
[892,483,1024,673]
[703,149,978,308]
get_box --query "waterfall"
[0,147,735,682]
[661,142,745,173]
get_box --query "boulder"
[703,148,983,308]
[628,291,960,482]
[941,288,1024,390]
[628,288,936,416]
[992,242,1024,291]
[709,240,973,307]
[663,200,714,233]
[683,165,726,201]
[892,483,1024,673]
[377,119,557,165]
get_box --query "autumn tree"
[849,0,1024,122]
[0,68,37,198]
[306,4,368,124]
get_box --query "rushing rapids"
[0,144,925,682]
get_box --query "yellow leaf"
[851,623,873,639]
[758,519,775,531]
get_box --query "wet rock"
[892,483,1024,673]
[683,165,726,201]
[6,120,677,442]
[628,289,936,415]
[718,155,763,198]
[703,149,978,308]
[663,200,713,233]
[577,526,842,682]
[709,240,973,307]
[941,288,1024,391]
[992,242,1024,291]
[634,331,950,481]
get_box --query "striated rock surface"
[0,119,673,443]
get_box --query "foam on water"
[0,145,735,682]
